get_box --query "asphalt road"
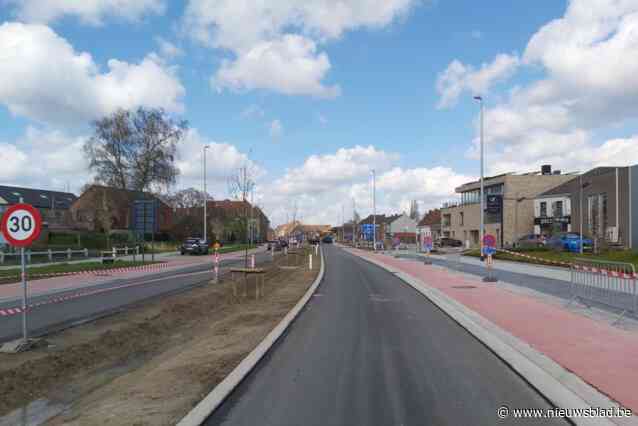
[0,251,273,343]
[205,245,568,426]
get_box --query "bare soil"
[0,249,319,425]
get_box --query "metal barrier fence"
[569,258,637,323]
[0,248,89,264]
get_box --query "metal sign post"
[482,234,498,283]
[1,203,43,346]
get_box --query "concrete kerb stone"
[177,246,326,426]
[350,250,635,426]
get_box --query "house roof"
[418,209,441,227]
[384,214,402,224]
[74,185,169,209]
[538,166,623,197]
[0,185,77,209]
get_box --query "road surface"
[205,245,567,426]
[0,251,272,343]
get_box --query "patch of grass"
[0,260,162,282]
[464,248,638,269]
[216,244,258,254]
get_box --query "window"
[459,212,464,226]
[553,201,563,217]
[540,202,547,217]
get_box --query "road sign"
[482,246,497,256]
[424,235,433,251]
[483,234,496,248]
[1,204,42,247]
[131,199,158,234]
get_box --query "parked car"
[321,235,333,244]
[515,233,546,248]
[180,238,209,255]
[267,240,283,251]
[436,237,463,247]
[546,233,592,253]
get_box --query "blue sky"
[0,1,637,225]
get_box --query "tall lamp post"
[371,169,376,251]
[203,145,209,242]
[474,96,485,258]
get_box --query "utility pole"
[203,145,209,242]
[474,96,485,258]
[372,169,377,251]
[341,204,345,242]
[352,198,357,246]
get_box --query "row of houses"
[0,184,271,245]
[440,164,638,249]
[333,212,439,245]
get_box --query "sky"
[0,0,637,227]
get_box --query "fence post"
[67,248,72,260]
[0,252,4,264]
[48,249,53,262]
[136,246,140,255]
[84,248,89,258]
[125,246,129,256]
[27,251,31,263]
[309,254,313,270]
[112,247,117,258]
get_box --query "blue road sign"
[131,199,158,234]
[482,246,497,256]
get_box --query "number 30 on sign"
[0,204,43,247]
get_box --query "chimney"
[541,165,552,175]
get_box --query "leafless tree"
[166,187,211,209]
[228,163,257,267]
[84,107,187,192]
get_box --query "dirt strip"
[0,249,319,426]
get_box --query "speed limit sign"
[1,204,42,247]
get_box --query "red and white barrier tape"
[0,262,170,282]
[498,249,637,280]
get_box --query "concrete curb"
[177,247,325,426]
[349,249,636,426]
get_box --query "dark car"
[515,233,546,248]
[180,238,209,255]
[321,235,333,244]
[437,237,463,247]
[546,233,592,253]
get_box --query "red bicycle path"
[346,247,638,415]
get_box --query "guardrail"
[100,246,141,258]
[569,258,637,324]
[0,248,89,264]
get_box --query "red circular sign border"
[0,204,43,247]
[483,234,497,248]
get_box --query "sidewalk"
[0,247,266,302]
[347,248,638,420]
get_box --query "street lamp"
[474,95,485,258]
[203,145,209,242]
[371,169,376,251]
[579,176,591,254]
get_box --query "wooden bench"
[229,268,266,298]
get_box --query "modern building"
[440,166,575,248]
[536,165,638,249]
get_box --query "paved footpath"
[0,248,266,302]
[347,248,638,416]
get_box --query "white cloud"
[7,0,165,25]
[214,35,340,98]
[436,53,520,108]
[259,145,473,226]
[174,129,263,197]
[0,22,185,126]
[449,0,638,174]
[269,119,283,138]
[0,127,91,192]
[184,0,418,97]
[155,37,183,59]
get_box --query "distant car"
[180,238,209,255]
[437,237,463,247]
[321,235,333,244]
[546,233,592,253]
[267,240,283,251]
[516,233,546,248]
